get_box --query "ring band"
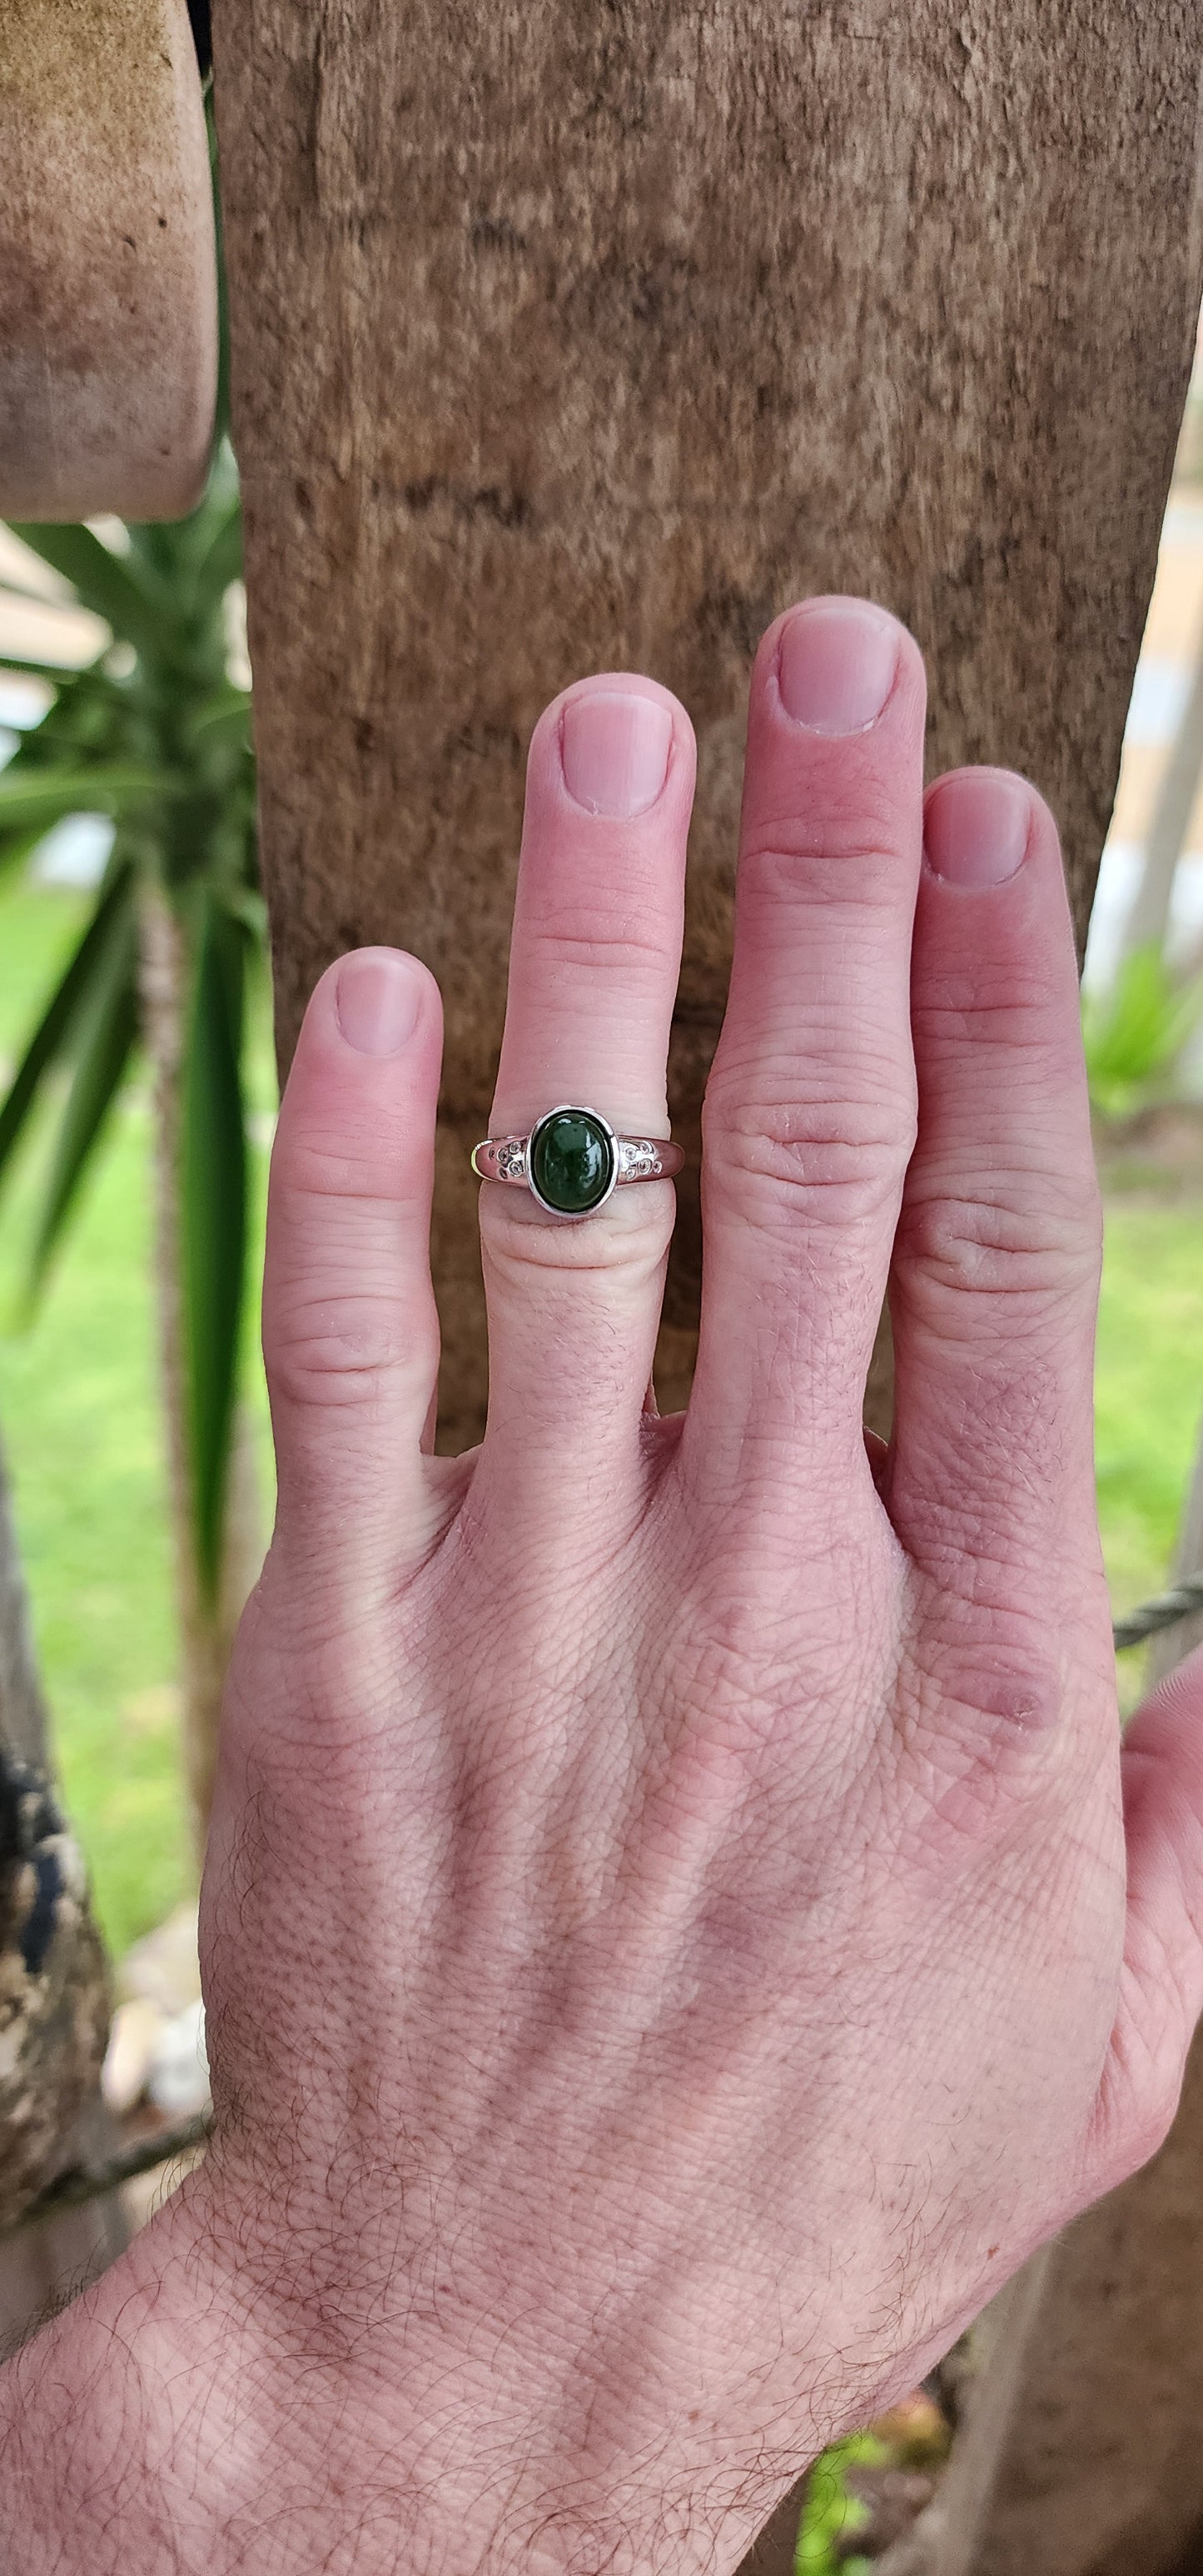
[471,1105,684,1218]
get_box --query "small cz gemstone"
[529,1110,616,1214]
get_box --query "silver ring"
[471,1105,684,1219]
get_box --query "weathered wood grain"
[0,0,216,521]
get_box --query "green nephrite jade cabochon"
[528,1111,617,1215]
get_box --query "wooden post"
[211,0,1203,1447]
[0,0,216,520]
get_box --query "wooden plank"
[211,0,1203,1449]
[0,0,216,520]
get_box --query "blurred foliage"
[1082,946,1201,1123]
[0,450,259,1595]
[795,2434,884,2574]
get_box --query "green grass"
[1,880,1202,1957]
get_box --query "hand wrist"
[1,2169,696,2576]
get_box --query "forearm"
[1,2191,277,2574]
[0,2176,699,2576]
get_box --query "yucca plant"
[0,441,262,1856]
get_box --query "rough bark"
[139,888,261,1862]
[0,0,216,521]
[0,1442,115,2250]
[213,0,1203,1446]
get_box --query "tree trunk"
[1119,617,1203,967]
[138,887,261,1864]
[0,1432,126,2333]
[211,0,1203,1448]
[0,0,216,521]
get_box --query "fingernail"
[561,689,673,817]
[335,951,422,1056]
[778,599,899,734]
[925,771,1032,887]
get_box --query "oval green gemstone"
[529,1110,615,1214]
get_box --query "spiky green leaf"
[186,684,251,756]
[7,523,174,666]
[25,898,140,1298]
[0,651,87,686]
[0,863,137,1181]
[0,823,52,883]
[181,900,248,1596]
[192,502,243,609]
[0,766,158,830]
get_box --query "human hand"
[10,598,1203,2575]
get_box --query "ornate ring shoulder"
[471,1105,684,1218]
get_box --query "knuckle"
[267,1291,430,1415]
[273,1118,415,1210]
[742,788,911,894]
[1126,2072,1185,2171]
[703,1070,915,1228]
[895,1171,1101,1311]
[525,911,678,980]
[912,951,1075,1038]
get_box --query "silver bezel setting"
[525,1104,620,1220]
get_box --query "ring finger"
[475,674,694,1522]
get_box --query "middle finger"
[686,597,927,1511]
